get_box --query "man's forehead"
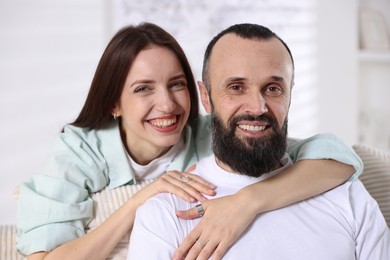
[209,34,293,81]
[211,33,282,58]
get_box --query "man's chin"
[237,133,270,147]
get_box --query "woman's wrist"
[124,194,144,214]
[235,185,266,217]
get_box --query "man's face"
[199,34,293,176]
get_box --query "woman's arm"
[26,171,215,260]
[174,134,363,260]
[28,195,139,260]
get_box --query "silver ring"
[179,175,191,183]
[195,204,205,217]
[195,239,204,248]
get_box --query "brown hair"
[71,22,198,129]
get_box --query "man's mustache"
[229,114,277,129]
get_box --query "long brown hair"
[71,22,198,129]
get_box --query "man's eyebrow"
[225,77,246,84]
[224,76,285,83]
[270,76,285,82]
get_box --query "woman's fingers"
[173,224,220,260]
[173,233,227,260]
[162,173,207,202]
[166,171,216,195]
[156,171,216,203]
[185,164,196,172]
[175,195,256,260]
[176,202,208,220]
[172,228,200,260]
[185,238,227,260]
[185,173,217,190]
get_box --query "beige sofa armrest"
[353,144,390,228]
[0,225,25,260]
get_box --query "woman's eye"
[171,81,187,88]
[134,86,149,93]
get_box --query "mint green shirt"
[16,115,363,255]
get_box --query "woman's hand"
[174,190,258,260]
[132,169,217,207]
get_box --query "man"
[127,24,390,259]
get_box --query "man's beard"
[211,112,288,177]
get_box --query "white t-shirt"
[129,134,185,181]
[128,154,390,259]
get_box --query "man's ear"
[198,81,211,113]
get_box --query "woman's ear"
[111,105,121,119]
[198,81,211,113]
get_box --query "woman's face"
[113,45,191,164]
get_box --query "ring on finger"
[195,239,204,248]
[179,175,191,183]
[195,204,205,217]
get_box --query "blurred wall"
[1,0,359,224]
[0,0,108,224]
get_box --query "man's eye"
[265,86,282,96]
[230,85,243,91]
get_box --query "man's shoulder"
[138,193,190,217]
[322,179,371,201]
[316,179,380,224]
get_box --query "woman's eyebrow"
[130,79,155,88]
[169,73,186,81]
[130,73,186,88]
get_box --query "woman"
[16,23,362,260]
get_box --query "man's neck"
[214,157,235,173]
[214,156,283,176]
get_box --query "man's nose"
[243,93,268,115]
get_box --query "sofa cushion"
[86,179,155,259]
[0,225,24,260]
[353,144,390,228]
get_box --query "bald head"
[197,24,294,176]
[202,23,294,91]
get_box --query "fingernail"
[208,189,216,194]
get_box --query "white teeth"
[150,117,177,128]
[238,124,266,132]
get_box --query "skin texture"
[112,46,191,165]
[27,31,355,260]
[174,160,353,260]
[27,46,215,260]
[172,33,355,260]
[202,35,292,142]
[202,35,292,173]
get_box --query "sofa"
[1,144,389,260]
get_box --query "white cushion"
[86,179,155,259]
[353,144,390,227]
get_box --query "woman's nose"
[156,89,176,113]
